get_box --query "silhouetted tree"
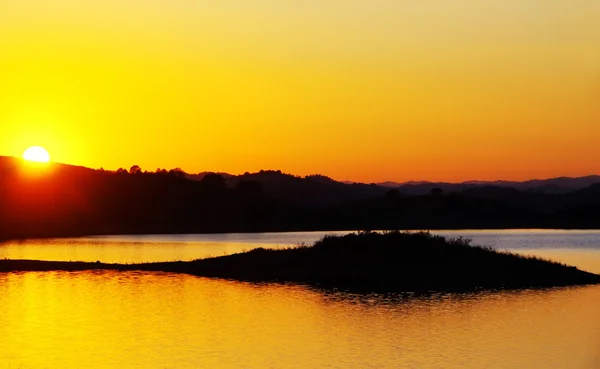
[169,168,187,178]
[130,165,142,175]
[200,173,227,191]
[306,174,335,182]
[116,168,128,175]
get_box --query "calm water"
[1,230,600,368]
[2,229,600,273]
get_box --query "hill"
[227,170,386,207]
[378,175,600,195]
[2,156,600,240]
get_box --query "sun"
[23,146,51,163]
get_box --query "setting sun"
[23,146,51,163]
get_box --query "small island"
[1,231,598,292]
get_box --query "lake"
[1,230,600,368]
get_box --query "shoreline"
[2,232,599,293]
[3,226,600,244]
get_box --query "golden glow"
[0,271,599,368]
[22,146,51,163]
[1,1,600,182]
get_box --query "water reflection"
[0,238,281,264]
[0,271,599,368]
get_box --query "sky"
[1,1,599,183]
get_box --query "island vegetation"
[1,232,598,292]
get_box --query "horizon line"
[2,154,599,187]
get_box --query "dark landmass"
[186,171,235,182]
[1,232,598,292]
[375,176,600,195]
[2,156,600,240]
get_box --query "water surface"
[2,229,600,273]
[2,230,600,368]
[1,271,599,368]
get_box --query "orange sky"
[1,1,599,183]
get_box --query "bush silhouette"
[1,232,597,292]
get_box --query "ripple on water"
[0,271,599,368]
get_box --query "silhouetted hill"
[1,232,598,292]
[228,170,387,207]
[2,156,600,240]
[186,172,235,182]
[378,175,600,195]
[180,169,389,207]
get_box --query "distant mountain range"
[369,176,600,195]
[4,156,599,198]
[188,170,385,207]
[188,169,600,196]
[2,155,600,238]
